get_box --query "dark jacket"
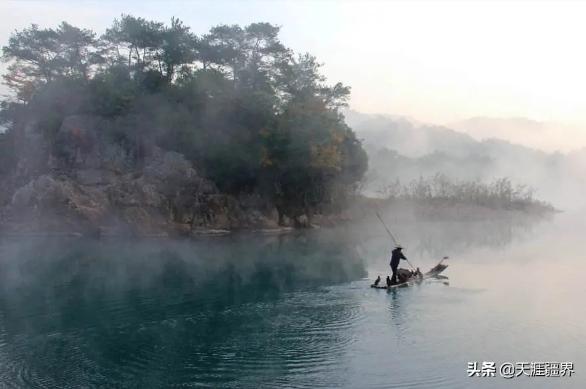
[390,248,407,268]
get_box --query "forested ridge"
[0,15,368,233]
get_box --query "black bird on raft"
[373,275,381,287]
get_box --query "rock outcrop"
[0,115,282,236]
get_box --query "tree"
[279,53,350,110]
[102,14,164,70]
[2,24,60,100]
[199,24,244,77]
[2,22,99,101]
[199,23,289,90]
[157,17,196,81]
[54,22,100,79]
[261,94,366,225]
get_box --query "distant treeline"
[0,16,367,219]
[378,174,555,212]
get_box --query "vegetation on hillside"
[0,16,368,224]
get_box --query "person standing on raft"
[389,245,408,284]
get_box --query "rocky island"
[0,17,368,236]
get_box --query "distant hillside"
[449,116,585,153]
[451,116,546,139]
[344,110,480,158]
[345,111,584,209]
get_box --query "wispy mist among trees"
[0,15,368,223]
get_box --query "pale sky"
[1,0,586,150]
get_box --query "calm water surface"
[0,212,584,388]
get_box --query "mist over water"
[0,211,583,388]
[1,4,584,388]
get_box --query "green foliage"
[102,14,164,70]
[2,22,100,101]
[88,65,138,117]
[0,128,16,176]
[259,95,367,220]
[0,16,368,222]
[158,17,197,81]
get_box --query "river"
[0,211,584,388]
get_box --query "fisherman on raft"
[389,245,408,284]
[370,245,425,287]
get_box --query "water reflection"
[0,231,366,387]
[0,212,581,388]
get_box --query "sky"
[1,0,586,150]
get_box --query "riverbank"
[0,191,556,238]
